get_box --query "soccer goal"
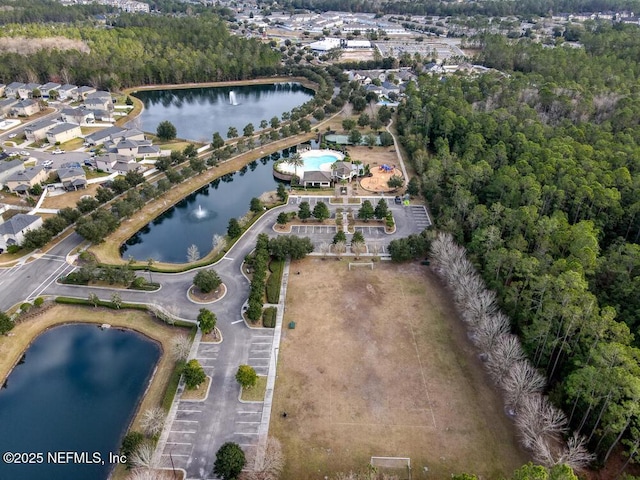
[349,262,374,271]
[370,456,411,479]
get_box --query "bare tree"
[556,433,595,470]
[172,335,192,361]
[503,360,547,411]
[212,234,225,251]
[472,312,510,353]
[351,240,366,260]
[129,441,159,470]
[88,292,99,307]
[486,334,526,384]
[333,240,346,260]
[319,242,331,260]
[516,394,568,451]
[140,407,166,436]
[110,292,122,309]
[187,244,200,263]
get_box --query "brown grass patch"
[41,183,102,210]
[241,375,267,402]
[0,36,90,55]
[181,376,211,401]
[271,259,528,479]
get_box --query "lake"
[0,324,161,480]
[121,152,289,263]
[132,82,314,141]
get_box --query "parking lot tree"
[352,230,365,244]
[156,120,177,141]
[298,201,311,222]
[183,359,206,389]
[276,212,288,225]
[358,200,375,221]
[374,198,388,219]
[333,230,347,244]
[193,269,222,293]
[197,308,217,334]
[313,201,330,222]
[213,442,246,480]
[236,364,258,389]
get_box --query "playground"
[346,146,403,193]
[270,259,527,479]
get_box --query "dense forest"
[280,0,640,16]
[0,14,280,89]
[397,24,640,468]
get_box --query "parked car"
[52,148,64,155]
[19,151,29,156]
[8,133,17,139]
[42,160,53,168]
[394,196,402,205]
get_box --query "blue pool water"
[303,154,340,171]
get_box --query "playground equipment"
[379,164,393,172]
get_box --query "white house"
[0,214,43,252]
[60,107,95,125]
[0,159,24,189]
[46,123,82,144]
[58,84,78,100]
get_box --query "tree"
[348,129,362,145]
[186,244,200,263]
[276,212,288,225]
[183,143,198,159]
[387,175,404,189]
[407,176,420,196]
[190,157,206,174]
[227,218,242,238]
[270,116,280,129]
[156,120,177,141]
[236,364,258,389]
[227,126,238,139]
[276,182,287,202]
[111,292,122,309]
[183,359,206,389]
[243,123,254,137]
[358,113,370,127]
[298,201,311,222]
[342,118,356,131]
[198,308,217,335]
[379,131,394,147]
[88,292,100,307]
[172,335,191,361]
[358,200,375,222]
[140,407,165,436]
[333,230,347,244]
[288,152,304,179]
[250,197,263,213]
[260,119,268,129]
[213,442,246,480]
[193,269,222,293]
[313,201,330,222]
[0,311,14,335]
[212,132,225,149]
[374,199,388,219]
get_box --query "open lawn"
[271,259,528,480]
[41,182,102,210]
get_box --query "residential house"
[0,159,24,189]
[85,126,125,146]
[60,107,95,125]
[115,140,139,157]
[95,153,141,174]
[0,98,18,118]
[58,84,78,101]
[46,123,82,145]
[381,81,400,95]
[0,214,43,252]
[73,86,97,101]
[0,84,5,97]
[40,82,61,98]
[5,166,47,193]
[11,99,40,117]
[103,128,159,158]
[24,119,57,142]
[331,161,362,182]
[18,83,42,100]
[4,82,24,99]
[57,166,87,191]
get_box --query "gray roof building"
[0,214,41,236]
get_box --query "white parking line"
[236,421,261,424]
[251,342,271,345]
[249,357,270,360]
[234,432,259,435]
[165,442,192,445]
[238,443,256,447]
[171,430,196,434]
[238,411,261,414]
[231,319,244,324]
[174,420,199,423]
[162,453,190,457]
[177,409,201,413]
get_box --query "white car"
[8,133,17,139]
[19,151,29,156]
[52,148,64,155]
[42,160,53,168]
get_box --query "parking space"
[291,225,337,235]
[409,205,432,228]
[353,226,386,237]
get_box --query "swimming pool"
[277,149,344,175]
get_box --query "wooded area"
[398,26,640,469]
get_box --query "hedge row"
[265,259,284,304]
[262,307,277,328]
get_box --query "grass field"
[270,259,528,479]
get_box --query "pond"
[132,82,314,141]
[121,152,292,263]
[0,324,161,480]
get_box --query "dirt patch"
[188,283,226,303]
[42,183,102,210]
[271,259,528,479]
[346,146,402,193]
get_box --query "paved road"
[0,197,427,479]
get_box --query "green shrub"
[263,307,277,328]
[120,431,144,462]
[265,259,284,303]
[33,297,44,307]
[20,303,31,313]
[6,245,21,254]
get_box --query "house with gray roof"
[40,82,61,98]
[61,107,95,125]
[4,82,24,99]
[0,159,25,189]
[72,86,97,101]
[5,166,47,193]
[57,166,87,191]
[46,123,82,144]
[85,126,124,146]
[58,84,78,100]
[24,119,58,141]
[18,83,42,100]
[11,99,40,117]
[302,170,332,188]
[0,214,43,252]
[0,98,18,117]
[331,161,362,182]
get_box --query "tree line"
[397,25,640,470]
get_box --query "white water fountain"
[229,91,238,106]
[193,205,207,219]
